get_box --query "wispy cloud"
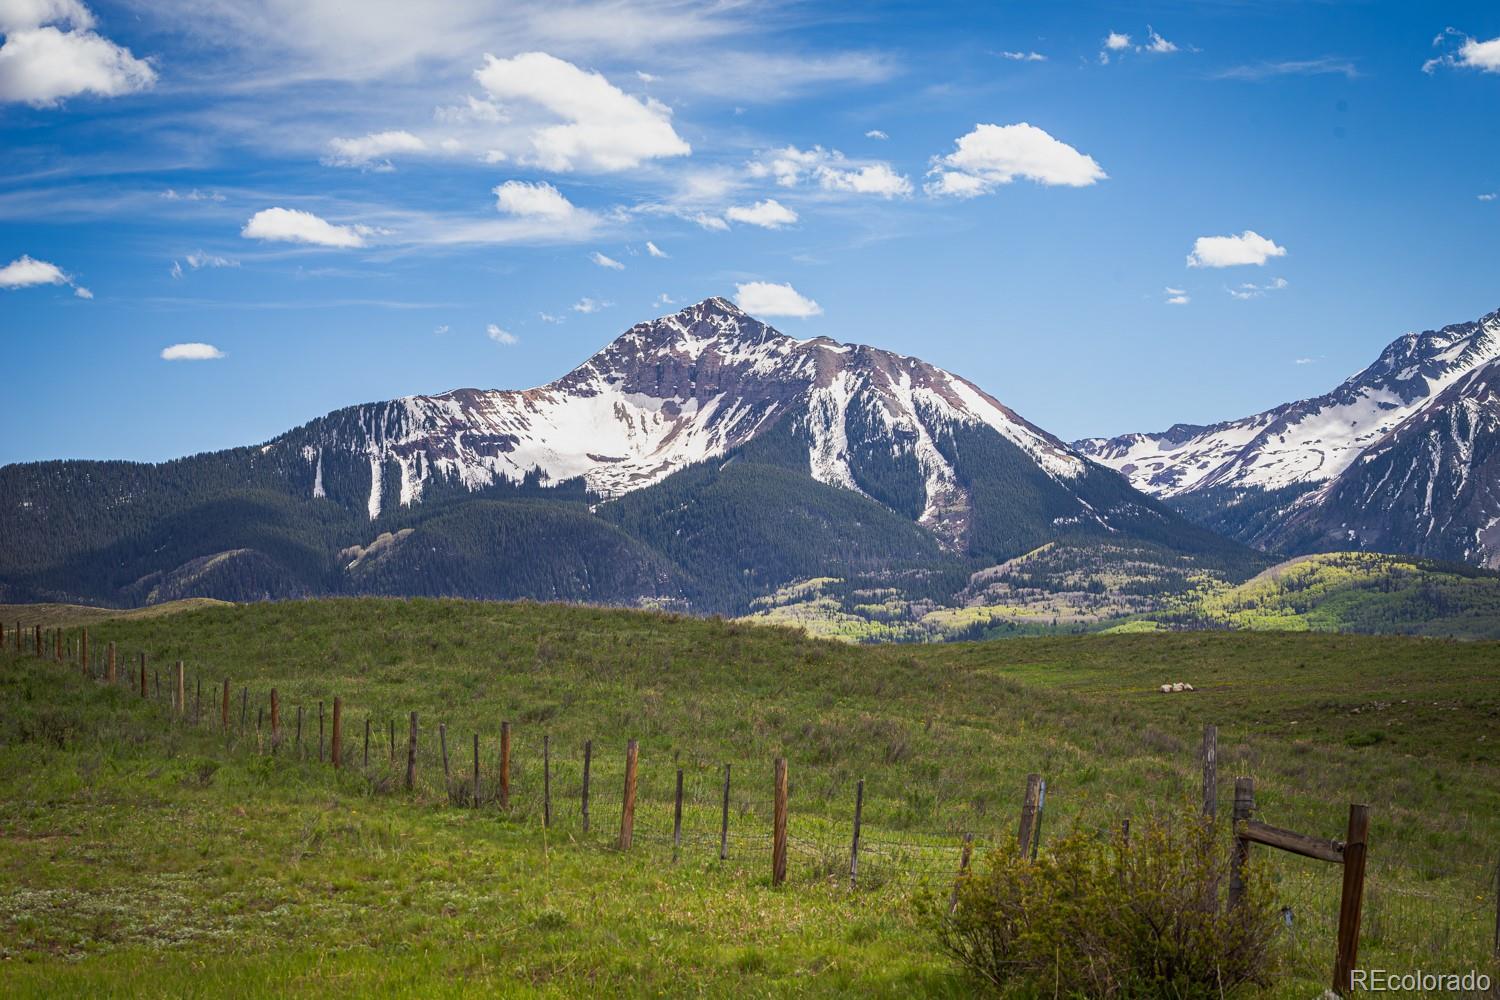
[590,250,625,270]
[1215,57,1359,81]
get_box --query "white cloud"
[161,342,225,361]
[1294,357,1317,365]
[1104,31,1131,52]
[1228,276,1289,299]
[1215,58,1359,81]
[692,212,728,231]
[1163,287,1189,305]
[0,252,91,297]
[1425,29,1500,74]
[733,280,821,318]
[241,207,368,248]
[654,292,674,306]
[0,1,155,106]
[635,70,657,83]
[539,311,564,323]
[590,250,624,270]
[324,129,426,169]
[185,250,237,269]
[572,296,608,313]
[1143,28,1178,54]
[999,51,1046,62]
[750,145,911,197]
[486,323,518,345]
[645,240,667,258]
[473,51,690,171]
[865,129,889,139]
[726,198,799,228]
[492,179,580,221]
[161,188,224,202]
[927,123,1106,196]
[433,324,450,334]
[1187,231,1287,268]
[170,259,182,279]
[1480,192,1497,201]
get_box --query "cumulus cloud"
[1228,277,1288,299]
[749,145,912,197]
[161,342,225,361]
[865,129,889,139]
[572,296,608,313]
[645,240,667,258]
[1424,29,1500,74]
[486,323,518,345]
[726,198,799,228]
[590,250,624,270]
[1186,231,1287,268]
[324,129,426,169]
[492,180,580,221]
[474,51,690,171]
[927,123,1106,196]
[0,252,90,296]
[241,207,368,248]
[999,50,1046,62]
[1164,287,1189,305]
[733,280,821,318]
[0,1,155,106]
[1143,28,1178,54]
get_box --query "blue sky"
[4,0,1500,464]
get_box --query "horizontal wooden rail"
[1239,819,1344,864]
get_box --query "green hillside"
[1,599,1496,996]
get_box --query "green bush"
[934,811,1281,997]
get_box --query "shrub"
[934,811,1281,997]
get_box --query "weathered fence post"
[772,757,789,886]
[405,712,418,792]
[364,718,371,768]
[139,654,147,698]
[672,767,683,862]
[1228,776,1255,910]
[270,689,280,751]
[33,624,42,659]
[581,739,592,831]
[543,734,552,829]
[54,629,61,662]
[295,705,303,753]
[472,733,479,807]
[240,687,248,728]
[175,661,185,717]
[1018,773,1042,858]
[331,697,343,770]
[79,629,87,673]
[1201,724,1218,819]
[618,738,638,850]
[1031,779,1047,861]
[318,701,325,762]
[1332,804,1371,995]
[499,721,512,809]
[850,778,864,889]
[439,723,450,788]
[718,764,733,861]
[947,832,975,915]
[389,718,395,763]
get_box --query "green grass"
[1,599,1498,996]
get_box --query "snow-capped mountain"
[1076,307,1500,564]
[273,297,1086,546]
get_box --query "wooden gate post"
[849,778,864,888]
[772,757,789,886]
[331,697,342,770]
[1018,773,1042,858]
[1201,724,1218,819]
[618,739,638,850]
[1332,804,1371,995]
[405,712,418,791]
[1228,776,1255,910]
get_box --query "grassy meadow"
[0,598,1497,996]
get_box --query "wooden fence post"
[296,705,303,753]
[78,629,87,673]
[331,697,342,770]
[1201,724,1218,819]
[175,661,185,717]
[318,701,325,762]
[581,740,592,832]
[240,688,248,728]
[1018,773,1042,858]
[772,757,789,886]
[405,712,418,792]
[33,625,41,659]
[849,778,864,889]
[1228,776,1255,911]
[54,629,61,662]
[672,767,683,862]
[543,734,552,829]
[1332,804,1371,995]
[389,718,395,763]
[364,719,371,768]
[947,832,975,915]
[139,654,147,698]
[270,688,280,750]
[439,723,450,788]
[618,739,638,850]
[1031,779,1047,861]
[106,642,116,684]
[472,733,479,807]
[719,763,731,861]
[499,721,511,809]
[195,676,202,725]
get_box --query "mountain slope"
[1076,307,1500,564]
